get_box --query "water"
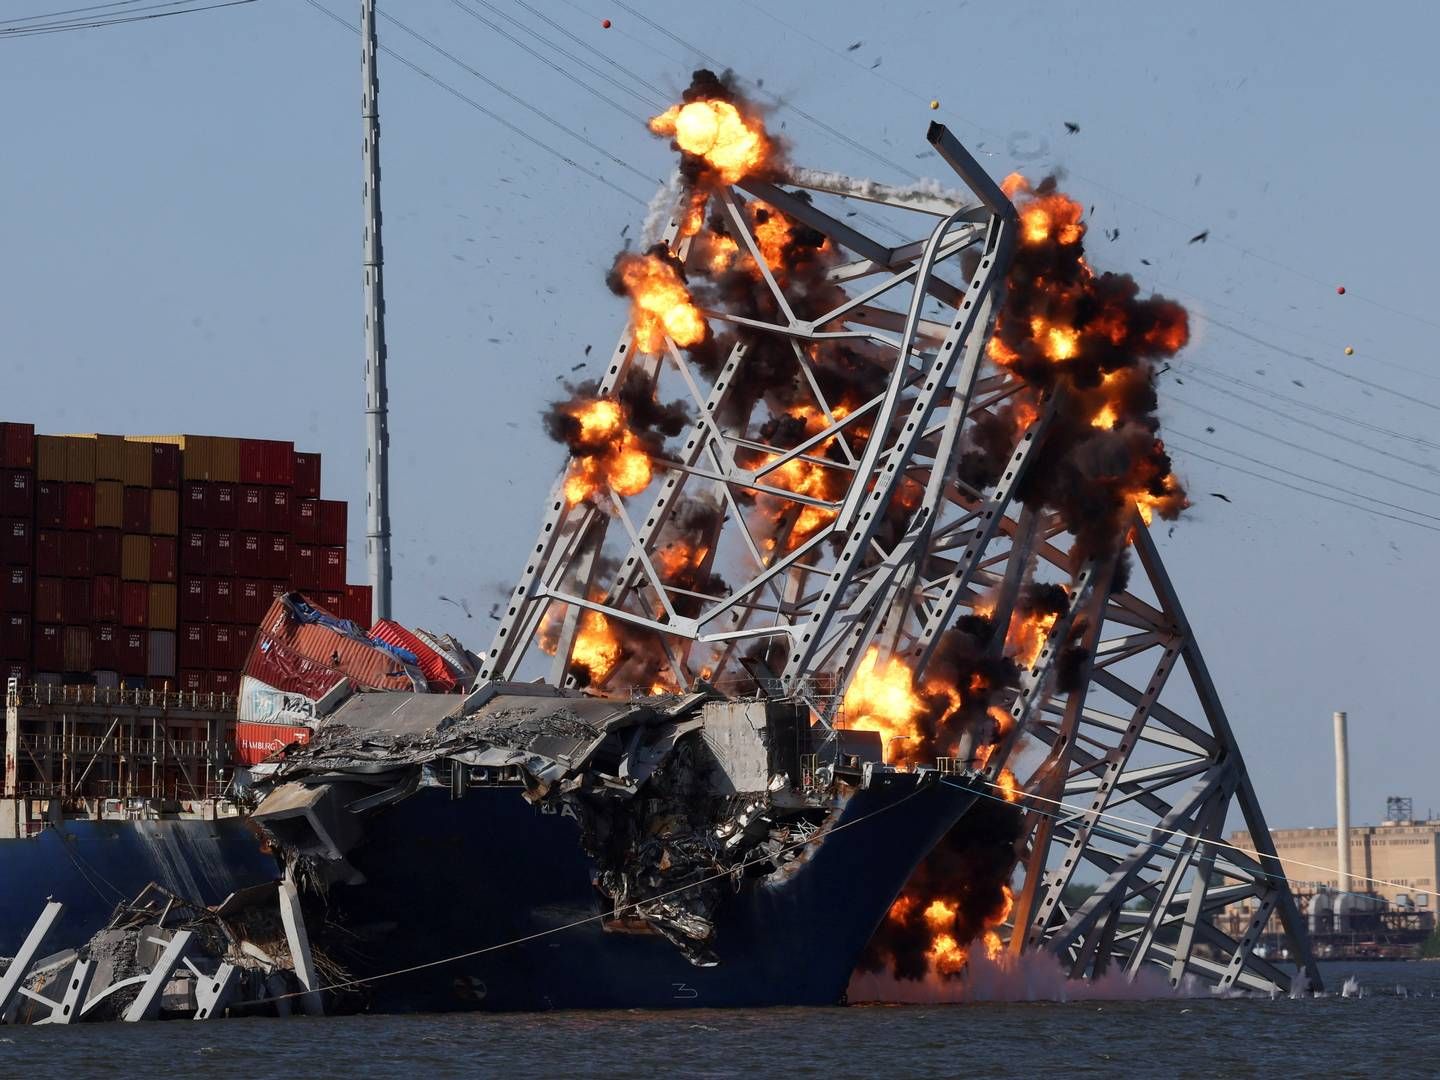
[3,961,1438,1078]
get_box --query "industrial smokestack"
[1334,710,1350,895]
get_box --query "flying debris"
[1204,425,1215,433]
[1188,230,1209,244]
[1344,346,1355,356]
[1336,285,1346,295]
[929,99,940,110]
[847,40,863,51]
[1141,258,1152,265]
[1105,228,1120,242]
[1063,121,1080,134]
[601,18,611,28]
[488,602,501,621]
[584,344,593,355]
[439,595,473,618]
[571,362,587,371]
[1209,492,1232,503]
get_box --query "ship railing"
[18,733,221,758]
[9,682,236,713]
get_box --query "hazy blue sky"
[4,0,1438,830]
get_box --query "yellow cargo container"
[35,435,66,481]
[64,437,96,483]
[121,534,151,581]
[148,583,177,630]
[134,434,240,483]
[149,489,179,535]
[95,480,124,528]
[92,435,126,481]
[121,439,153,487]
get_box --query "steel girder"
[475,124,1317,993]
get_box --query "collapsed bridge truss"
[477,123,1319,993]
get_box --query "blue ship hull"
[326,770,978,1012]
[0,819,280,956]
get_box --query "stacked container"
[0,423,373,694]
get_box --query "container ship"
[0,420,376,956]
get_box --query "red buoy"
[601,18,611,27]
[1336,285,1346,295]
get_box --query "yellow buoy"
[929,100,940,110]
[1344,346,1355,356]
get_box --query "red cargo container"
[293,451,321,500]
[320,591,344,612]
[208,624,235,670]
[318,500,346,546]
[208,530,236,576]
[3,566,31,612]
[63,483,95,531]
[121,581,149,628]
[150,536,177,583]
[237,532,263,577]
[93,575,119,622]
[234,623,254,661]
[34,577,63,624]
[180,623,206,668]
[61,578,89,624]
[266,488,292,534]
[238,485,266,530]
[320,547,345,592]
[207,577,236,623]
[212,483,238,529]
[2,470,35,519]
[237,578,267,624]
[93,623,120,669]
[93,529,121,576]
[343,583,373,630]
[180,575,207,621]
[264,535,290,580]
[369,619,457,691]
[34,624,63,670]
[119,628,146,676]
[182,482,209,528]
[293,499,319,543]
[2,518,31,565]
[178,669,206,693]
[239,439,266,485]
[234,721,310,765]
[151,442,180,489]
[242,631,345,700]
[0,613,28,660]
[63,626,93,672]
[263,440,295,486]
[292,623,412,691]
[210,670,238,695]
[181,529,206,573]
[291,544,319,590]
[35,531,61,577]
[33,480,61,528]
[62,531,92,578]
[123,486,150,533]
[0,423,35,470]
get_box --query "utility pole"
[361,0,392,621]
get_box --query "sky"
[3,0,1438,832]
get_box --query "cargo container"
[149,535,177,583]
[1,518,32,565]
[90,435,127,481]
[147,629,177,679]
[61,578,89,624]
[119,629,146,677]
[33,480,61,528]
[121,580,148,628]
[3,566,32,612]
[208,624,235,670]
[264,440,295,486]
[123,486,150,533]
[266,488,292,534]
[64,437,96,484]
[93,623,120,670]
[62,531,92,578]
[149,582,177,630]
[33,624,63,670]
[35,436,67,482]
[181,576,207,622]
[1,614,29,660]
[63,625,93,672]
[212,483,238,529]
[291,544,319,590]
[237,532,263,576]
[94,480,123,529]
[35,531,61,577]
[293,451,321,500]
[93,529,121,576]
[237,578,267,624]
[238,485,265,530]
[121,439,152,487]
[146,441,180,489]
[180,623,206,668]
[0,422,35,470]
[149,488,178,534]
[320,546,346,591]
[121,534,150,581]
[265,534,290,580]
[93,575,119,622]
[294,498,319,543]
[34,578,63,624]
[1,470,34,519]
[208,530,236,576]
[178,669,206,693]
[318,500,346,547]
[182,481,209,527]
[207,577,236,623]
[344,583,373,630]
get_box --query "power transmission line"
[0,0,252,37]
[300,0,648,206]
[0,0,145,26]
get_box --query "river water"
[2,960,1437,1078]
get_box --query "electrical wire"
[0,0,252,37]
[1167,395,1440,502]
[507,0,668,103]
[1168,431,1440,529]
[1167,439,1440,535]
[300,0,648,207]
[0,0,146,26]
